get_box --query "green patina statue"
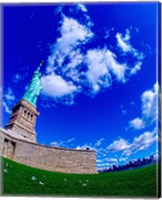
[22,61,44,107]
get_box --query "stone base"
[5,100,39,143]
[0,127,98,174]
[5,123,36,143]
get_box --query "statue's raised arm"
[36,60,44,72]
[22,61,44,107]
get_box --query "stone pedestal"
[5,100,39,143]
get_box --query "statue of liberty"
[22,61,44,107]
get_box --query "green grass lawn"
[1,157,158,197]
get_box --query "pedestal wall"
[0,128,97,174]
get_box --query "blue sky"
[2,2,160,170]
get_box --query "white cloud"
[129,83,158,130]
[2,87,16,114]
[12,67,29,84]
[106,157,118,163]
[63,50,84,83]
[96,159,102,163]
[120,105,127,115]
[107,138,129,152]
[54,6,63,15]
[41,73,78,98]
[48,15,93,69]
[122,149,132,157]
[50,137,75,147]
[132,131,157,150]
[12,73,22,83]
[50,141,61,147]
[42,8,144,106]
[105,50,127,81]
[129,117,145,130]
[116,29,144,59]
[116,29,132,53]
[66,137,75,143]
[107,129,157,157]
[141,83,158,124]
[42,14,94,102]
[119,157,128,162]
[75,139,107,156]
[121,109,127,115]
[123,130,157,156]
[130,61,142,75]
[77,4,88,13]
[60,16,93,48]
[116,29,144,76]
[76,144,96,151]
[4,88,15,102]
[95,138,105,147]
[3,102,12,114]
[104,27,115,39]
[66,50,84,70]
[85,49,126,93]
[97,163,114,169]
[86,49,110,92]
